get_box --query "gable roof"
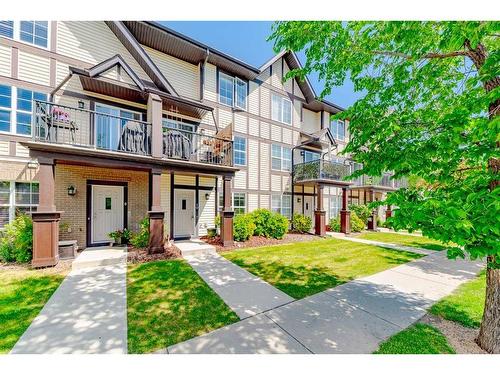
[87,54,146,91]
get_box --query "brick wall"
[55,164,149,248]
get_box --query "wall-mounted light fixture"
[78,101,85,109]
[67,185,77,196]
[27,159,39,169]
[205,193,210,200]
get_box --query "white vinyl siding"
[0,45,11,77]
[18,51,50,86]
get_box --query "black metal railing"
[162,126,233,167]
[293,159,351,183]
[33,100,152,155]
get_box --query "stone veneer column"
[32,159,62,267]
[148,169,164,254]
[340,187,351,234]
[367,189,378,230]
[385,204,392,219]
[314,184,326,236]
[221,176,234,247]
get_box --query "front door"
[91,185,124,244]
[174,189,195,238]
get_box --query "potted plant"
[108,229,131,246]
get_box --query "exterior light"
[205,193,210,200]
[27,159,39,169]
[67,185,77,196]
[78,101,85,109]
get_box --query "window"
[0,85,46,135]
[271,145,292,171]
[271,93,292,125]
[0,21,14,38]
[330,195,342,220]
[162,117,196,133]
[233,193,246,215]
[218,72,247,110]
[234,136,246,166]
[0,181,39,228]
[20,21,48,48]
[303,150,320,163]
[330,119,346,141]
[272,194,292,219]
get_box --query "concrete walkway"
[169,246,483,354]
[11,247,127,354]
[185,253,294,319]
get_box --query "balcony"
[352,174,408,190]
[32,100,233,167]
[293,159,352,185]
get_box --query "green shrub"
[214,214,221,228]
[349,204,371,224]
[292,213,312,233]
[130,217,150,248]
[329,216,340,232]
[0,214,33,263]
[250,209,289,239]
[233,214,256,242]
[350,212,365,232]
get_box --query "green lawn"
[429,270,486,328]
[357,232,448,251]
[374,323,455,354]
[222,238,422,299]
[127,259,239,353]
[0,267,65,353]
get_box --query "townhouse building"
[0,21,402,267]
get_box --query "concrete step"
[175,239,216,257]
[72,246,127,270]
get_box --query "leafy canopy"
[270,21,500,266]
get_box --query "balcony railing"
[293,159,351,184]
[354,174,408,189]
[32,100,233,167]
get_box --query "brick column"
[221,176,234,247]
[32,159,61,267]
[367,189,377,230]
[147,93,163,158]
[385,204,392,219]
[340,187,351,234]
[314,184,326,236]
[148,169,164,254]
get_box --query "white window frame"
[218,72,234,107]
[303,150,320,163]
[330,119,346,141]
[218,72,248,111]
[330,195,342,220]
[0,21,51,50]
[271,144,292,171]
[0,84,47,137]
[271,194,292,219]
[234,77,248,111]
[0,181,39,229]
[233,136,247,166]
[271,93,292,125]
[233,192,246,215]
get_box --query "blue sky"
[161,21,361,109]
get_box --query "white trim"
[271,92,292,125]
[234,77,248,111]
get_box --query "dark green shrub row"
[328,211,365,233]
[250,209,288,239]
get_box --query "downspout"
[202,48,219,133]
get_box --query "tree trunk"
[477,259,500,353]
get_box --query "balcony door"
[303,150,320,163]
[95,104,141,151]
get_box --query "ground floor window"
[0,181,39,228]
[233,193,246,215]
[271,194,292,219]
[330,195,342,219]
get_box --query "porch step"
[176,239,217,257]
[72,246,127,270]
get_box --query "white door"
[92,185,124,244]
[174,189,195,238]
[304,195,315,229]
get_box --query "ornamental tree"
[270,21,499,353]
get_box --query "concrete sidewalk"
[169,250,483,354]
[185,253,294,319]
[11,249,127,354]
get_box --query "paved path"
[185,253,294,319]
[11,248,127,354]
[169,247,483,354]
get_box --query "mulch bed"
[127,245,182,264]
[201,232,320,253]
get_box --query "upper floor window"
[218,72,248,110]
[303,150,320,163]
[271,144,292,171]
[233,136,246,166]
[271,93,292,125]
[0,84,47,135]
[330,119,346,141]
[0,21,49,48]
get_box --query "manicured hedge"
[250,209,289,239]
[292,213,312,233]
[233,214,256,242]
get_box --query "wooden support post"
[221,176,234,246]
[148,169,164,254]
[340,187,350,234]
[314,184,326,236]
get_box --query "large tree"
[270,21,499,353]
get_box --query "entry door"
[92,185,124,244]
[304,195,315,228]
[174,189,195,238]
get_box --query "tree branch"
[371,50,468,60]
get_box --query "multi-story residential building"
[0,21,401,267]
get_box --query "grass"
[374,323,455,354]
[127,259,239,354]
[0,266,65,353]
[429,270,486,328]
[222,238,422,299]
[357,232,449,251]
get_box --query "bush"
[233,214,256,242]
[250,209,289,239]
[292,213,312,233]
[350,212,365,232]
[0,214,33,263]
[329,216,340,232]
[349,204,371,225]
[130,217,150,248]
